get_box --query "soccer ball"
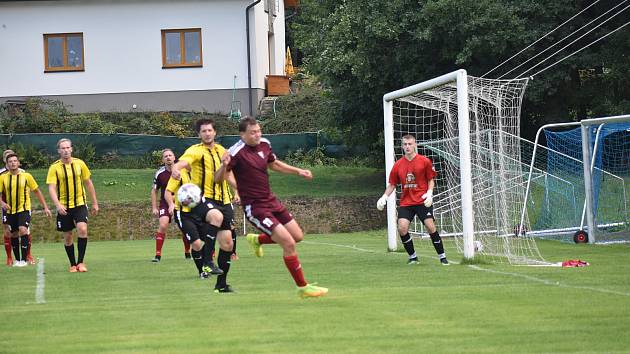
[473,240,484,253]
[177,183,201,208]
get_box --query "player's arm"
[421,179,435,207]
[164,178,178,216]
[46,166,67,215]
[32,188,52,217]
[377,183,397,211]
[0,179,7,211]
[226,171,240,205]
[48,183,67,215]
[214,151,231,183]
[269,159,312,180]
[84,178,99,215]
[170,160,190,180]
[150,187,159,216]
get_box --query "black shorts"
[397,205,435,223]
[2,209,8,225]
[56,205,89,232]
[6,211,31,233]
[174,210,211,243]
[191,197,234,231]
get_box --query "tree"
[292,0,630,143]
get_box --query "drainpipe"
[246,0,261,117]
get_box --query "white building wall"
[0,0,280,98]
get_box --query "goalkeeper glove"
[376,195,388,211]
[421,190,433,207]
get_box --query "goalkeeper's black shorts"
[397,204,434,223]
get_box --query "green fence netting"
[0,132,322,158]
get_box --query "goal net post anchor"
[383,69,475,258]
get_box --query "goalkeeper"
[377,134,448,265]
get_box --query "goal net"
[383,70,546,265]
[523,117,630,243]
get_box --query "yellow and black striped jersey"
[0,171,39,214]
[46,158,92,209]
[179,143,232,204]
[166,170,194,213]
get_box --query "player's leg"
[17,212,31,265]
[198,222,223,275]
[397,207,418,264]
[57,210,78,272]
[271,223,328,298]
[3,212,13,266]
[174,211,206,277]
[214,229,234,293]
[3,229,11,266]
[10,232,20,266]
[18,224,29,264]
[198,202,223,268]
[7,216,23,266]
[153,214,170,262]
[422,213,448,265]
[63,230,77,272]
[230,228,238,261]
[26,228,34,264]
[243,203,277,257]
[75,206,90,272]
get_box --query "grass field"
[2,231,630,353]
[28,166,383,204]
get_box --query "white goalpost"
[383,70,474,259]
[383,69,546,265]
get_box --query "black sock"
[215,249,231,288]
[191,249,203,273]
[65,244,77,266]
[11,237,19,261]
[231,229,237,255]
[19,235,28,261]
[201,225,219,266]
[429,231,445,256]
[400,233,416,258]
[77,238,87,264]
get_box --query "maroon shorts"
[158,207,172,223]
[243,198,293,236]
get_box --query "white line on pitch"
[301,240,378,253]
[35,258,46,304]
[468,265,630,297]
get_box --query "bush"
[0,98,240,137]
[259,76,341,137]
[284,147,337,167]
[4,142,51,169]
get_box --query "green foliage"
[4,142,51,169]
[284,147,337,167]
[259,77,341,137]
[293,0,630,143]
[72,139,97,165]
[0,98,239,137]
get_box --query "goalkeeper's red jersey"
[388,154,437,207]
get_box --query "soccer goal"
[521,115,630,244]
[383,69,546,264]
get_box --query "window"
[161,29,202,68]
[44,33,84,72]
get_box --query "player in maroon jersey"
[215,116,328,298]
[151,149,191,262]
[377,134,449,265]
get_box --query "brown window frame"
[43,33,85,72]
[161,28,203,69]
